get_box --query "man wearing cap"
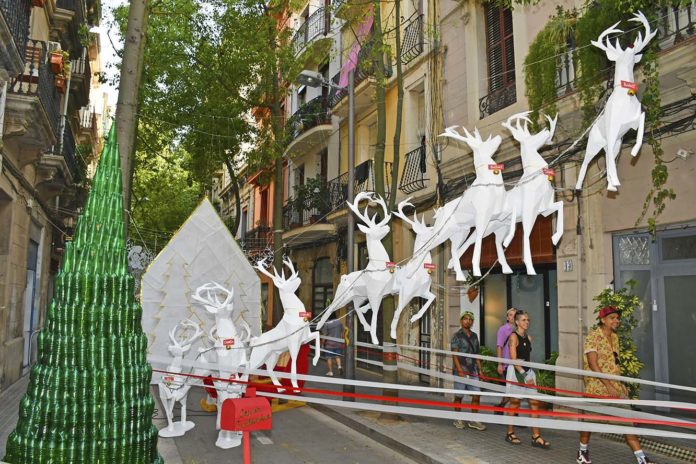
[451,311,486,431]
[576,306,655,464]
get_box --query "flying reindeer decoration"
[575,11,656,192]
[425,127,515,278]
[248,258,321,391]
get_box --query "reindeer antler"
[439,125,484,150]
[255,258,282,285]
[502,111,533,141]
[591,22,623,60]
[283,257,299,280]
[394,198,428,232]
[192,282,234,314]
[545,114,558,144]
[630,11,657,53]
[371,194,391,227]
[347,192,390,227]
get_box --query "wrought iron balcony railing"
[399,144,428,194]
[292,7,329,55]
[479,82,517,119]
[401,14,424,66]
[240,222,273,253]
[9,40,62,139]
[0,0,31,63]
[60,120,80,181]
[325,159,392,211]
[71,54,91,106]
[285,95,331,143]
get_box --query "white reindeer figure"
[158,319,203,437]
[390,199,437,339]
[247,258,321,391]
[449,113,564,276]
[425,127,514,278]
[575,11,656,192]
[191,282,251,449]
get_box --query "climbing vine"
[523,0,687,234]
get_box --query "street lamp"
[297,68,356,396]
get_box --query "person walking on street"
[321,316,344,376]
[576,306,656,464]
[495,307,517,412]
[504,310,550,449]
[451,311,487,431]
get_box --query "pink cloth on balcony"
[338,6,374,88]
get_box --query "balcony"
[240,222,273,260]
[6,40,62,153]
[328,34,393,117]
[479,82,517,119]
[400,14,424,66]
[0,0,31,77]
[399,144,428,194]
[284,95,332,158]
[281,183,336,247]
[77,105,98,147]
[69,53,91,108]
[292,7,331,56]
[323,159,392,225]
[54,0,87,53]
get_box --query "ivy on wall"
[523,0,688,234]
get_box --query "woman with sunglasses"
[504,310,550,449]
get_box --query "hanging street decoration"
[249,258,321,391]
[3,124,162,464]
[575,11,656,192]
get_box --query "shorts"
[324,346,344,359]
[454,374,481,395]
[505,365,537,395]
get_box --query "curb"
[310,404,445,464]
[600,433,696,463]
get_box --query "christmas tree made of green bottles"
[4,124,162,464]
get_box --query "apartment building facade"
[0,0,104,390]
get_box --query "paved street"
[161,387,418,464]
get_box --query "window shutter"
[484,4,515,93]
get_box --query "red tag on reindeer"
[424,263,436,274]
[386,261,397,273]
[229,374,236,380]
[488,163,504,174]
[223,338,235,349]
[620,80,638,95]
[164,376,174,385]
[543,168,556,180]
[299,311,312,320]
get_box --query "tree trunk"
[224,158,241,235]
[116,0,149,219]
[389,0,404,212]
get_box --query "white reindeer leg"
[494,227,513,274]
[542,201,564,245]
[367,293,382,345]
[180,396,188,424]
[522,215,537,275]
[451,232,476,281]
[265,352,284,392]
[503,205,517,248]
[631,112,645,157]
[390,291,410,340]
[606,139,622,191]
[410,290,436,324]
[310,330,321,366]
[471,217,487,277]
[289,343,301,391]
[353,298,371,331]
[576,125,605,190]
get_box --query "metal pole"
[344,69,356,398]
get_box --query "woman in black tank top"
[504,310,550,449]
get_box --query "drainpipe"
[57,59,74,158]
[0,80,7,151]
[576,184,584,371]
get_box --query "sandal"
[505,432,521,445]
[531,435,551,449]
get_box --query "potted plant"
[49,50,68,74]
[290,184,309,228]
[55,75,66,94]
[306,177,329,223]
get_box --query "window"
[312,258,334,313]
[480,4,516,118]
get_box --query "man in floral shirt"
[576,306,655,464]
[451,311,486,431]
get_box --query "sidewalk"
[307,361,695,464]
